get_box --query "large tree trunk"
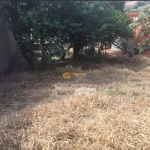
[10,0,35,69]
[20,43,35,69]
[73,46,80,59]
[61,53,66,60]
[10,0,18,40]
[73,41,82,59]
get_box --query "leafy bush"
[0,1,134,67]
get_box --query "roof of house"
[126,12,140,18]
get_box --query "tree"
[107,1,126,12]
[50,1,133,58]
[0,1,134,67]
[0,0,41,68]
[133,1,150,9]
[137,4,150,51]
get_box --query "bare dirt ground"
[140,50,150,57]
[0,49,150,149]
[107,48,150,58]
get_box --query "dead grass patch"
[0,91,150,149]
[0,55,150,149]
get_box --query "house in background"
[125,1,137,8]
[127,12,150,48]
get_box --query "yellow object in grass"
[62,72,73,79]
[62,72,86,79]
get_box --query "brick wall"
[127,12,150,47]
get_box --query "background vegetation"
[0,1,134,68]
[124,1,150,52]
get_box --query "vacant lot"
[0,53,150,150]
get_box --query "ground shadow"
[0,50,149,121]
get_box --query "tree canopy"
[0,1,134,68]
[137,4,150,51]
[124,1,150,51]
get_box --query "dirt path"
[107,48,150,58]
[140,50,150,57]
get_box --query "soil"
[140,50,150,57]
[107,49,150,58]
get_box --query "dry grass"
[0,54,150,150]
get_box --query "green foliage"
[106,1,126,12]
[137,5,150,52]
[0,1,134,66]
[106,89,116,96]
[124,1,150,13]
[124,1,150,52]
[133,1,150,9]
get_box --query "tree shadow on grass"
[38,54,149,73]
[0,53,149,121]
